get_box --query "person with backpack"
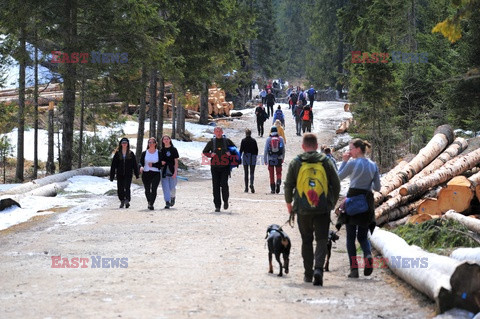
[307,85,316,108]
[265,88,276,118]
[239,129,258,193]
[139,137,162,210]
[264,126,285,194]
[336,139,380,279]
[300,104,313,133]
[159,135,179,209]
[289,90,298,111]
[202,126,237,212]
[284,133,340,286]
[271,119,286,144]
[110,137,140,209]
[293,100,303,136]
[255,103,268,137]
[272,105,285,127]
[324,147,337,171]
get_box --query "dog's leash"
[282,213,295,229]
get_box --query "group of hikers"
[200,99,380,286]
[109,135,179,211]
[110,95,381,288]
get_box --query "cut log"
[450,248,480,265]
[477,185,480,201]
[0,198,21,211]
[437,176,475,214]
[1,167,110,195]
[417,198,441,215]
[385,215,410,228]
[399,148,480,197]
[376,199,422,226]
[408,213,435,224]
[374,160,409,205]
[377,125,454,200]
[444,210,480,234]
[26,181,70,197]
[335,118,352,134]
[370,227,480,314]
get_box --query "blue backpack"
[275,109,284,122]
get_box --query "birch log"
[450,248,480,265]
[374,160,409,205]
[0,167,110,195]
[444,210,480,234]
[370,228,480,313]
[437,176,475,214]
[376,125,454,200]
[399,148,480,197]
[376,199,422,226]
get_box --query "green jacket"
[284,151,341,215]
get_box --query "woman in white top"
[140,137,162,210]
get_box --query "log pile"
[371,125,480,226]
[335,118,353,134]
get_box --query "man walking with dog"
[284,133,340,286]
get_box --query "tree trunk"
[199,82,209,124]
[450,247,480,264]
[374,160,408,205]
[437,176,475,214]
[33,35,39,179]
[171,93,176,140]
[176,96,185,139]
[370,228,480,314]
[78,76,86,168]
[376,199,422,226]
[444,210,480,234]
[149,69,157,138]
[156,76,164,142]
[417,198,441,215]
[46,102,56,175]
[135,65,148,161]
[399,148,480,197]
[15,24,26,182]
[60,0,78,172]
[377,125,454,199]
[26,181,70,197]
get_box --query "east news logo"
[51,256,128,268]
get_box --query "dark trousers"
[346,224,372,267]
[297,213,330,276]
[243,164,256,188]
[142,171,161,205]
[257,120,264,136]
[295,117,302,135]
[261,97,266,105]
[117,175,133,201]
[309,97,314,108]
[266,104,274,117]
[302,120,312,133]
[211,166,230,208]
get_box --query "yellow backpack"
[295,157,328,212]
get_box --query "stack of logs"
[373,124,480,227]
[336,103,354,134]
[184,85,234,117]
[0,83,66,111]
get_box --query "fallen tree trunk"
[444,210,480,234]
[450,248,480,265]
[370,227,480,314]
[26,181,71,197]
[376,199,422,226]
[377,125,454,200]
[374,160,409,205]
[1,167,110,195]
[399,148,480,197]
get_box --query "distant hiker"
[336,139,380,279]
[300,105,313,133]
[265,89,276,118]
[202,127,237,212]
[239,129,259,193]
[140,137,162,210]
[255,103,269,137]
[307,85,316,108]
[160,135,179,209]
[260,88,267,106]
[264,126,285,194]
[284,133,340,286]
[289,90,298,110]
[293,100,303,136]
[272,105,285,127]
[299,89,307,106]
[110,137,139,209]
[324,147,337,171]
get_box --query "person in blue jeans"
[160,135,179,209]
[337,138,381,278]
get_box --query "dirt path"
[0,102,436,318]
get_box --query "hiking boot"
[215,207,221,212]
[270,183,275,194]
[244,187,248,193]
[170,197,175,207]
[313,269,323,286]
[276,180,281,194]
[348,268,359,278]
[124,200,130,208]
[250,185,255,193]
[224,202,229,210]
[119,200,125,208]
[364,256,374,276]
[164,201,171,209]
[304,274,313,283]
[148,202,154,210]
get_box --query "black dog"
[324,230,340,272]
[266,224,291,277]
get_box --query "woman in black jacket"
[239,129,259,193]
[110,137,139,208]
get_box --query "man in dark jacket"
[202,127,237,212]
[284,133,340,286]
[239,129,259,193]
[265,89,276,118]
[254,103,268,137]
